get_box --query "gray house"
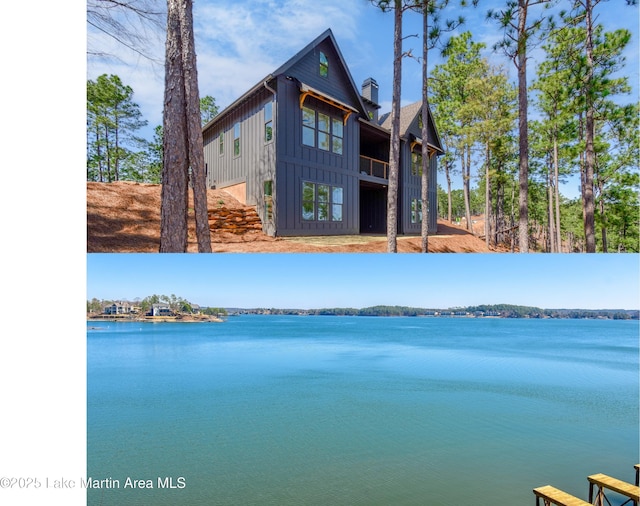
[202,29,443,237]
[104,302,132,315]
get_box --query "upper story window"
[319,51,329,78]
[264,102,273,143]
[219,131,224,155]
[411,152,422,177]
[302,107,316,147]
[302,106,343,155]
[233,122,240,157]
[318,113,330,151]
[331,118,343,154]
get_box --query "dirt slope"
[87,181,493,253]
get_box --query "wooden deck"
[533,485,591,506]
[534,465,640,506]
[588,473,639,505]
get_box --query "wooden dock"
[533,485,591,506]
[534,464,639,506]
[588,473,639,506]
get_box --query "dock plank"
[588,473,640,501]
[533,485,591,506]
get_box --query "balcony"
[359,155,389,179]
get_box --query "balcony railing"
[359,155,389,179]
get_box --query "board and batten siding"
[273,75,360,235]
[203,87,277,234]
[399,109,440,235]
[285,39,358,107]
[400,150,438,235]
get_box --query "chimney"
[362,77,379,105]
[361,77,380,121]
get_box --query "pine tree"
[488,0,553,252]
[87,74,147,182]
[161,0,211,253]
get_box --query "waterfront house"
[104,302,132,315]
[149,303,172,317]
[202,29,443,237]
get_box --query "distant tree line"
[243,305,638,319]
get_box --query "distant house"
[202,28,443,237]
[104,302,132,315]
[149,303,172,317]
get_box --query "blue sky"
[87,254,639,310]
[87,0,639,130]
[86,0,639,199]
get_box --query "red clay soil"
[87,181,494,253]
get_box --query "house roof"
[202,29,368,133]
[379,100,443,154]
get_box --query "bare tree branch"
[87,0,164,62]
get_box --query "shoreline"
[87,316,224,323]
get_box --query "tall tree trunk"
[386,1,402,253]
[547,160,558,253]
[485,141,490,248]
[517,0,530,252]
[510,181,516,252]
[104,125,112,182]
[463,146,472,232]
[420,1,430,253]
[179,0,212,252]
[578,113,586,251]
[114,116,120,181]
[446,164,452,223]
[583,0,596,252]
[599,179,607,252]
[95,128,104,182]
[553,135,562,252]
[495,176,505,246]
[160,0,189,252]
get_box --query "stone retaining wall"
[208,207,263,234]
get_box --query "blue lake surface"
[87,316,639,505]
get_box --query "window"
[332,186,343,221]
[264,102,273,143]
[318,113,330,151]
[319,51,328,77]
[332,118,343,155]
[302,181,343,222]
[302,182,315,220]
[233,122,240,156]
[302,106,344,155]
[302,107,316,147]
[264,180,273,221]
[219,131,224,155]
[411,199,423,224]
[411,152,422,177]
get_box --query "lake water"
[87,316,639,505]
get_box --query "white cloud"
[194,0,365,109]
[88,0,366,134]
